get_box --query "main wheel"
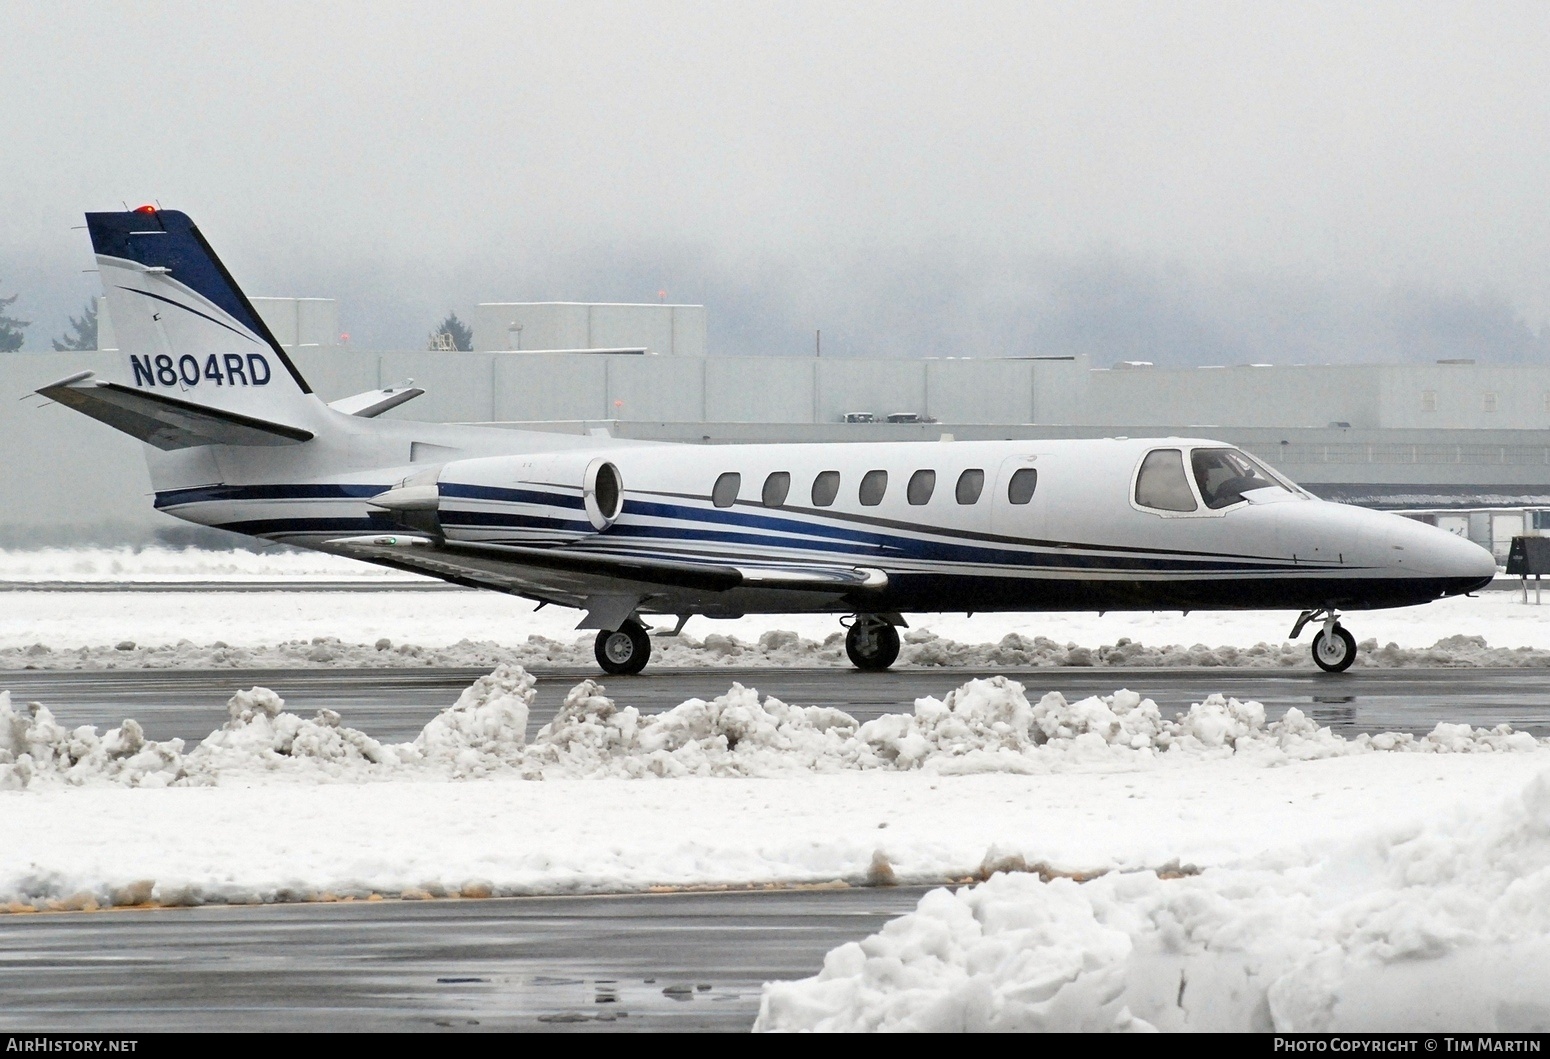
[845,621,901,671]
[1311,625,1357,673]
[595,621,651,675]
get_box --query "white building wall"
[924,360,1034,424]
[474,303,706,355]
[1379,365,1550,430]
[249,298,338,349]
[706,358,816,423]
[605,356,705,421]
[1081,365,1381,428]
[376,353,496,422]
[492,355,608,420]
[815,359,928,423]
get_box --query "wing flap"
[38,373,313,449]
[325,535,888,596]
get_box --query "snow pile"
[13,627,1550,671]
[758,766,1550,1031]
[0,692,185,789]
[191,686,398,780]
[411,664,535,775]
[905,629,1550,670]
[523,679,864,778]
[2,671,1542,791]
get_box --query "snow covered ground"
[3,664,1550,1030]
[7,549,1550,1030]
[3,547,1550,669]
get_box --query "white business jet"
[37,208,1496,675]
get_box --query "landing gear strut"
[844,615,900,671]
[595,620,651,675]
[1291,609,1357,673]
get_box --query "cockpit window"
[1190,448,1292,509]
[1134,449,1198,512]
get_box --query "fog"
[3,2,1548,364]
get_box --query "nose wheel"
[1292,609,1357,673]
[595,620,651,675]
[1311,624,1356,672]
[844,616,900,671]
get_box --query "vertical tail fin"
[85,207,320,427]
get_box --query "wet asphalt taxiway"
[4,664,1550,744]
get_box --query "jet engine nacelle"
[418,451,627,545]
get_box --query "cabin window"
[1134,449,1197,512]
[1421,390,1437,412]
[812,471,840,506]
[1007,468,1038,505]
[762,472,791,508]
[1483,392,1498,413]
[956,469,985,504]
[1190,448,1291,509]
[859,469,888,506]
[907,469,936,505]
[712,472,741,508]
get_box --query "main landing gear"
[594,620,651,675]
[844,615,901,672]
[1291,609,1357,673]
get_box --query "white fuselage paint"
[147,421,1497,619]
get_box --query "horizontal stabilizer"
[328,386,425,418]
[37,372,314,450]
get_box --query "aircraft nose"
[1413,522,1497,582]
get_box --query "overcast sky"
[3,1,1548,363]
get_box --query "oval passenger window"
[1134,449,1197,512]
[712,472,741,508]
[859,470,888,506]
[762,472,791,508]
[811,471,840,507]
[1007,468,1037,505]
[907,469,936,505]
[956,469,985,504]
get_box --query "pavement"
[0,887,928,1032]
[4,665,1550,745]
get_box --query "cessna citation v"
[38,208,1497,676]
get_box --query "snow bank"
[0,546,420,583]
[4,667,1550,935]
[757,764,1550,1031]
[13,628,1550,671]
[2,671,1541,793]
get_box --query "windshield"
[1190,448,1300,509]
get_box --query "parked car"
[885,412,937,424]
[842,412,876,423]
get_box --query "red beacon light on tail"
[133,204,158,214]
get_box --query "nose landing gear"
[844,615,901,671]
[1291,609,1357,673]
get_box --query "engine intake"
[584,459,623,530]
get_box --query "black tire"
[1311,625,1357,673]
[845,622,901,671]
[595,621,651,675]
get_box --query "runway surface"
[0,887,927,1032]
[4,665,1550,744]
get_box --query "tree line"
[0,282,98,352]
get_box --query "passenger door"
[990,455,1046,540]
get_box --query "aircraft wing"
[37,372,313,449]
[324,533,888,604]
